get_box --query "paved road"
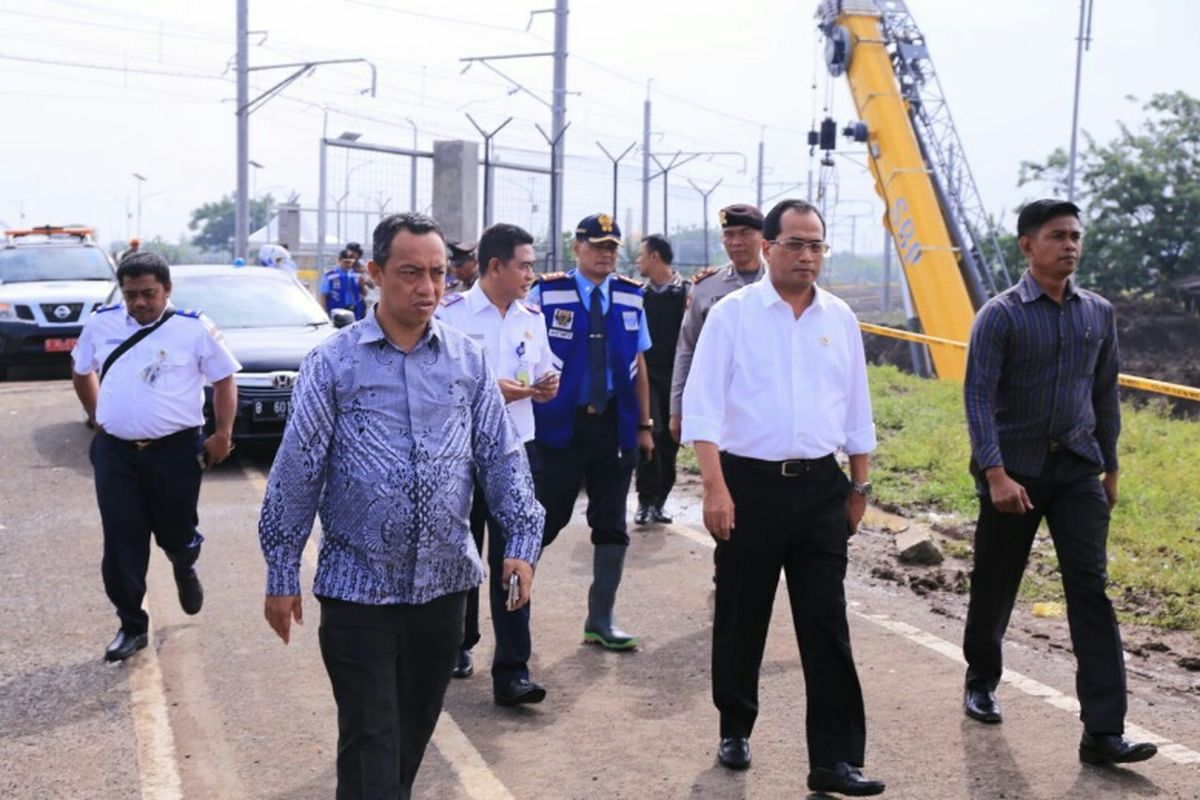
[3,381,1199,799]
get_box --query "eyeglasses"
[392,266,448,284]
[767,239,829,255]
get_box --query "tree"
[187,194,274,253]
[1018,91,1200,293]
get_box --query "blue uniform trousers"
[538,405,636,548]
[90,429,205,635]
[460,441,540,690]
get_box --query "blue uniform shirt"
[319,267,365,319]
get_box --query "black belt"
[722,452,836,477]
[104,427,200,451]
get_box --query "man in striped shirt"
[961,199,1156,766]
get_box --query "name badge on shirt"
[552,308,574,329]
[623,310,639,331]
[548,328,573,340]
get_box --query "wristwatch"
[638,420,654,431]
[851,480,872,497]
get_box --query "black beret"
[718,204,764,230]
[447,241,477,262]
[1016,199,1080,237]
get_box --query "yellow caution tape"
[858,322,1200,403]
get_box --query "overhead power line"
[0,53,228,80]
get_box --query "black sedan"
[108,265,352,440]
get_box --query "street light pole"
[1067,0,1094,203]
[131,173,148,238]
[405,118,419,212]
[687,177,723,266]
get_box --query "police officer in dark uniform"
[71,253,240,661]
[634,233,690,525]
[444,240,479,295]
[529,213,655,650]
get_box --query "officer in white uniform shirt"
[71,253,241,663]
[435,222,559,706]
[682,199,885,796]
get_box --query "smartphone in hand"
[506,573,521,611]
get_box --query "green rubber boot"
[583,544,638,650]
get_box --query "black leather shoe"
[964,686,1002,724]
[807,763,886,796]
[494,678,546,707]
[1079,733,1158,765]
[174,566,203,615]
[650,506,673,524]
[717,737,750,770]
[105,630,148,662]
[635,505,651,525]
[452,649,474,679]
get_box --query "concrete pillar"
[276,202,301,252]
[432,140,479,244]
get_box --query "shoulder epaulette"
[535,271,569,283]
[94,303,121,314]
[614,274,643,287]
[692,266,719,284]
[519,300,540,314]
[440,293,465,307]
[175,309,202,319]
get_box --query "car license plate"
[43,337,77,353]
[253,400,291,419]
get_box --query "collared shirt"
[528,272,653,404]
[964,269,1120,478]
[71,304,241,440]
[682,280,876,460]
[436,282,554,442]
[670,257,767,416]
[258,310,544,605]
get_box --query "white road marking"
[663,519,1200,765]
[246,464,518,796]
[127,605,184,799]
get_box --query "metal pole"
[641,85,651,236]
[408,120,419,212]
[550,0,568,254]
[235,0,249,259]
[1066,0,1092,203]
[756,135,765,209]
[882,226,892,312]
[317,138,327,270]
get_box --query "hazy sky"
[2,0,1197,255]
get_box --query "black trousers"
[460,442,539,689]
[538,406,636,548]
[635,372,679,508]
[713,453,867,770]
[90,429,205,635]
[318,592,467,800]
[963,450,1126,734]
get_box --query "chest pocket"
[141,349,194,394]
[1077,317,1104,377]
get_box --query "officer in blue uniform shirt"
[71,252,240,662]
[528,213,655,650]
[319,248,366,320]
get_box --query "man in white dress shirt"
[682,199,885,796]
[71,252,240,662]
[436,222,559,705]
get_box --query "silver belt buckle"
[780,460,803,477]
[134,440,152,451]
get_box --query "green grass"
[678,364,1200,632]
[869,365,1200,632]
